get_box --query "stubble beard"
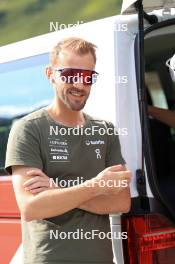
[61,88,89,111]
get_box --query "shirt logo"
[95,148,102,159]
[48,138,70,162]
[85,140,105,146]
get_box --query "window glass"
[0,53,53,118]
[0,53,54,173]
[145,71,168,109]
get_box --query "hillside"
[0,0,122,46]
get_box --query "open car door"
[113,1,175,263]
[121,0,175,14]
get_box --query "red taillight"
[122,213,175,264]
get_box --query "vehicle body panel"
[0,177,21,264]
[0,5,175,263]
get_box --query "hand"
[91,164,132,196]
[147,105,154,116]
[23,169,58,194]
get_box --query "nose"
[72,80,85,89]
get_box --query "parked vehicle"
[0,1,175,263]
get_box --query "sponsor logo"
[51,148,68,153]
[53,155,68,160]
[85,140,105,146]
[95,148,102,159]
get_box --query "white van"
[0,1,175,263]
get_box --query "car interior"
[144,22,175,215]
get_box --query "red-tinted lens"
[60,68,97,84]
[59,69,74,83]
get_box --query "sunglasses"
[53,68,99,85]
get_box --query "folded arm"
[78,189,131,214]
[12,166,101,221]
[79,165,131,214]
[22,166,131,216]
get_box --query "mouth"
[68,89,86,99]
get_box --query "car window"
[0,53,54,174]
[145,26,175,217]
[145,71,168,109]
[0,53,53,118]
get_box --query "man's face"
[52,49,96,111]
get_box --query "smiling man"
[5,37,132,264]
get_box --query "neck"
[46,97,85,127]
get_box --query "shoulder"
[10,108,47,134]
[85,113,114,128]
[22,108,47,123]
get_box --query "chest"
[40,126,108,182]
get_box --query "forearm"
[13,165,132,221]
[148,106,175,128]
[23,181,100,221]
[79,188,131,215]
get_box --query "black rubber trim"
[144,18,175,35]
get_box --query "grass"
[0,0,122,46]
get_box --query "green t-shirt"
[5,108,125,264]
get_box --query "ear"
[45,66,54,81]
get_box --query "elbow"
[22,214,33,222]
[21,205,34,222]
[120,188,131,213]
[122,206,131,214]
[121,198,131,213]
[21,201,40,222]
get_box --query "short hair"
[50,37,97,65]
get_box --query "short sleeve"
[5,119,43,174]
[105,121,126,167]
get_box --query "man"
[5,37,132,264]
